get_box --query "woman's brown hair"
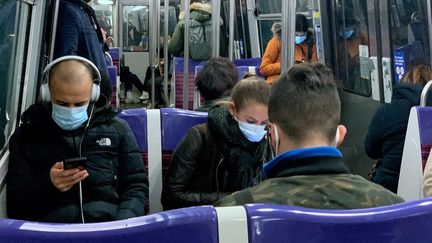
[401,62,432,86]
[231,77,271,111]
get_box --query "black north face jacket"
[7,103,148,222]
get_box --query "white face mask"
[237,120,267,142]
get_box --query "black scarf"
[208,104,267,191]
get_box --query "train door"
[322,0,432,177]
[119,1,150,89]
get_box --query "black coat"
[365,83,430,193]
[7,103,148,222]
[161,104,270,210]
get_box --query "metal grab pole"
[228,0,235,60]
[163,0,169,105]
[183,1,191,109]
[211,0,221,57]
[49,0,60,62]
[281,0,296,72]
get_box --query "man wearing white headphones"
[7,56,148,223]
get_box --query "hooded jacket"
[7,103,148,222]
[168,2,227,59]
[260,30,317,84]
[161,104,270,210]
[365,83,431,193]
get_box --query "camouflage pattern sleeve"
[214,194,238,207]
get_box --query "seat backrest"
[173,57,205,110]
[398,106,432,200]
[243,198,432,243]
[0,206,218,243]
[160,108,208,151]
[118,108,148,153]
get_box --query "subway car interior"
[1,0,432,242]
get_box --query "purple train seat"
[243,198,432,243]
[233,57,261,67]
[173,57,205,110]
[0,206,218,243]
[107,65,118,107]
[398,106,432,201]
[160,108,207,172]
[118,108,148,153]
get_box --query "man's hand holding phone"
[50,158,89,192]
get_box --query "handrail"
[105,52,113,66]
[420,80,432,107]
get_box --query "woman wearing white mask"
[260,14,317,85]
[162,78,271,210]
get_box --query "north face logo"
[96,138,111,146]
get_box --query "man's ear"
[228,102,236,115]
[336,125,347,147]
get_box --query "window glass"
[94,5,114,46]
[390,0,430,83]
[0,0,18,149]
[335,0,371,96]
[123,5,149,52]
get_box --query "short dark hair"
[296,14,309,32]
[232,77,270,111]
[196,57,238,100]
[269,63,340,144]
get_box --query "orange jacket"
[260,36,317,84]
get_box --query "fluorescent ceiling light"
[98,0,113,4]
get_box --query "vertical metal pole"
[427,0,432,64]
[212,0,221,57]
[228,0,235,60]
[49,0,60,62]
[152,0,161,108]
[183,1,190,109]
[164,0,169,105]
[281,0,296,72]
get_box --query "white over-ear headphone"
[40,55,101,102]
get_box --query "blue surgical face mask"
[237,120,267,142]
[295,35,307,44]
[339,29,354,39]
[52,103,89,131]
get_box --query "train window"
[94,5,114,45]
[256,0,309,14]
[122,5,149,52]
[0,0,30,150]
[335,1,371,96]
[390,0,430,82]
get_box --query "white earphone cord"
[77,102,96,224]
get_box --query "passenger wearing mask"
[7,56,148,222]
[195,57,238,112]
[365,61,432,193]
[162,78,272,210]
[260,14,317,84]
[336,10,369,92]
[54,0,112,106]
[216,63,403,208]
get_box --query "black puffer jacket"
[7,103,148,222]
[161,104,270,210]
[365,83,432,193]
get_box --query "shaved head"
[49,60,94,107]
[49,60,93,87]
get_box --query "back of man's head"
[196,57,238,101]
[269,63,340,145]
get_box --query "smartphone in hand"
[63,157,87,170]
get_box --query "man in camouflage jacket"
[216,63,404,209]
